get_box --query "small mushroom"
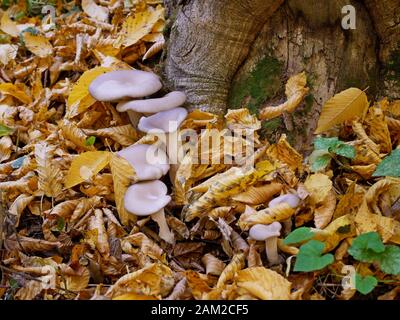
[268,194,300,209]
[117,144,169,181]
[124,180,175,244]
[138,107,188,133]
[249,222,282,266]
[116,91,187,114]
[88,70,162,101]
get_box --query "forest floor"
[1,0,400,300]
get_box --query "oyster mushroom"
[117,91,187,114]
[117,144,169,181]
[138,107,188,165]
[249,222,282,266]
[124,180,175,244]
[88,70,162,101]
[268,194,300,209]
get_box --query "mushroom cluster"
[249,193,300,266]
[89,70,188,244]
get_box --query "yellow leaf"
[0,136,13,162]
[216,253,245,288]
[0,83,31,104]
[82,125,138,147]
[59,119,95,150]
[266,134,303,173]
[232,183,283,205]
[320,214,356,251]
[64,151,111,189]
[0,44,18,65]
[304,173,333,205]
[113,293,158,300]
[225,108,261,131]
[387,100,400,117]
[34,142,63,197]
[315,88,368,134]
[121,5,165,47]
[88,209,109,256]
[333,181,365,220]
[364,107,392,153]
[259,72,309,120]
[9,194,34,227]
[66,67,112,118]
[81,0,109,22]
[110,153,137,226]
[314,190,336,229]
[235,267,291,300]
[0,13,18,37]
[105,263,174,298]
[23,33,53,58]
[183,166,262,221]
[63,267,90,292]
[238,203,296,230]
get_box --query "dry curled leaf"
[109,153,137,226]
[260,72,309,120]
[235,267,291,300]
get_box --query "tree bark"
[163,0,400,152]
[164,0,284,114]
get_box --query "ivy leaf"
[85,136,96,146]
[355,274,377,295]
[0,124,13,137]
[334,143,356,159]
[348,232,385,262]
[378,245,400,275]
[293,240,334,272]
[283,227,314,245]
[314,137,340,151]
[314,136,355,159]
[372,149,400,177]
[310,150,332,172]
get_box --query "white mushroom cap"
[116,91,187,114]
[249,222,282,241]
[138,107,188,133]
[89,70,162,101]
[117,144,170,181]
[124,180,171,216]
[268,194,300,209]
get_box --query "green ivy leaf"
[348,232,385,262]
[310,152,332,172]
[8,278,19,290]
[378,245,400,275]
[85,136,96,146]
[283,227,314,245]
[293,240,334,272]
[355,274,377,295]
[334,143,356,159]
[0,124,13,137]
[314,137,340,151]
[372,149,400,177]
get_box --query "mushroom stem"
[151,209,175,245]
[265,237,279,266]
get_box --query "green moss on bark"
[387,44,400,84]
[228,55,283,114]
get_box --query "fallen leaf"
[235,267,291,300]
[315,88,368,134]
[64,151,111,188]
